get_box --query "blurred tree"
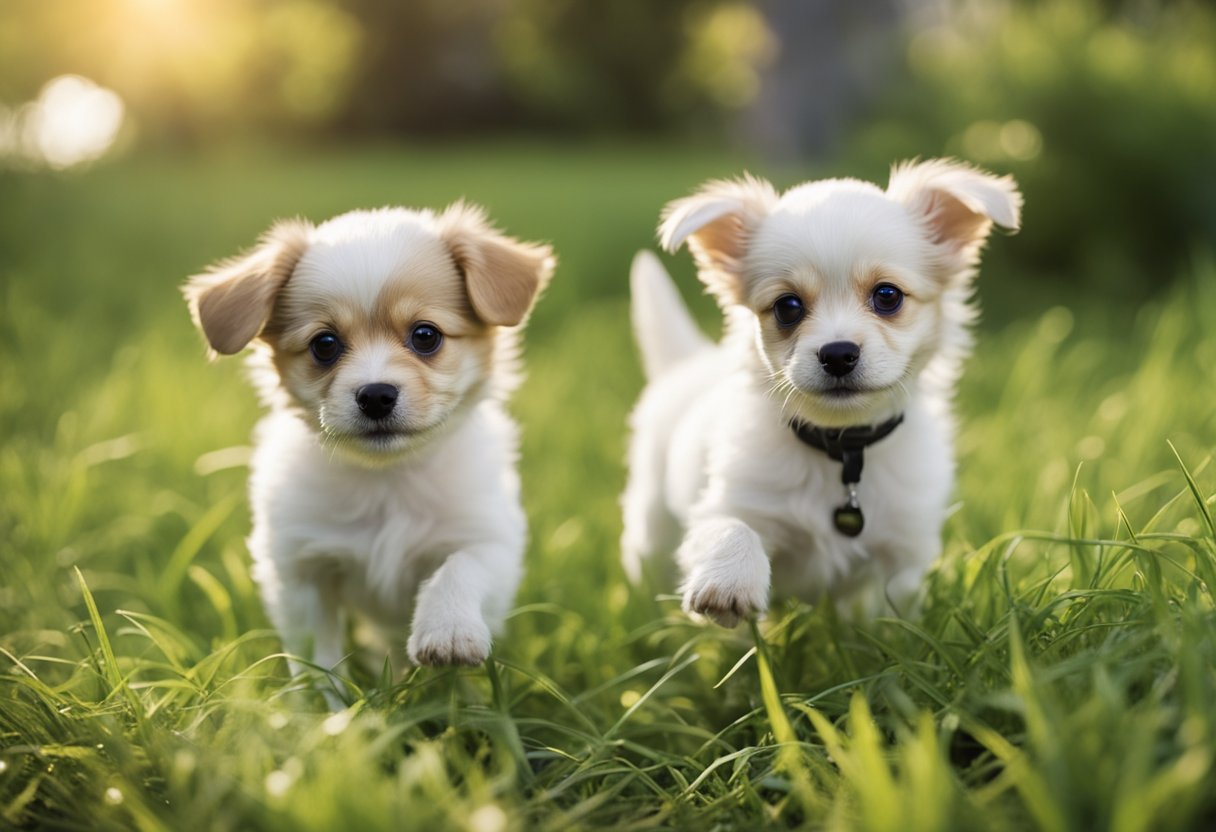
[499,0,677,130]
[4,0,1208,304]
[742,0,903,159]
[496,0,775,132]
[668,2,778,126]
[0,0,775,140]
[331,0,515,133]
[841,0,1216,299]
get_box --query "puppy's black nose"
[356,383,399,420]
[818,341,861,377]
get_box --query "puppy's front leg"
[678,517,771,627]
[407,546,518,667]
[267,579,347,709]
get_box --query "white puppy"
[621,159,1020,624]
[184,204,554,700]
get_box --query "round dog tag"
[833,504,864,537]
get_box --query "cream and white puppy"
[185,205,553,699]
[622,159,1020,624]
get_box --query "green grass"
[2,143,1215,831]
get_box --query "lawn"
[2,142,1214,831]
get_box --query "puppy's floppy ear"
[436,201,555,327]
[887,158,1021,265]
[183,220,312,355]
[658,175,778,306]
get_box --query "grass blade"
[74,567,143,719]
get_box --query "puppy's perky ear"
[183,220,312,355]
[658,175,778,305]
[437,202,555,327]
[887,159,1021,264]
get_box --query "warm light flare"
[1,75,126,169]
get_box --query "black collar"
[789,413,904,536]
[789,414,904,484]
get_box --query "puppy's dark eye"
[773,294,806,328]
[309,332,344,366]
[871,284,904,316]
[409,323,443,356]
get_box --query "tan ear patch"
[657,175,778,307]
[437,203,555,328]
[887,158,1022,262]
[919,191,994,249]
[183,220,312,355]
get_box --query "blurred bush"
[499,0,774,131]
[3,0,1211,305]
[842,0,1216,299]
[0,0,774,141]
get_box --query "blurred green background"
[4,0,1214,305]
[2,1,1216,829]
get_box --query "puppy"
[184,204,554,701]
[621,159,1020,624]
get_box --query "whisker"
[765,376,790,400]
[781,382,804,420]
[763,379,788,403]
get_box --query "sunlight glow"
[265,770,293,798]
[29,76,125,168]
[468,805,508,832]
[2,75,126,170]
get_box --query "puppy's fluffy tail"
[630,250,710,381]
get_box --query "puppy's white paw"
[682,570,769,628]
[678,518,771,628]
[407,611,492,667]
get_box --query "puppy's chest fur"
[678,369,953,596]
[248,403,524,627]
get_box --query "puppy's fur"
[622,159,1020,623]
[185,205,553,701]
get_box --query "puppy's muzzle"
[818,341,860,378]
[356,383,399,420]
